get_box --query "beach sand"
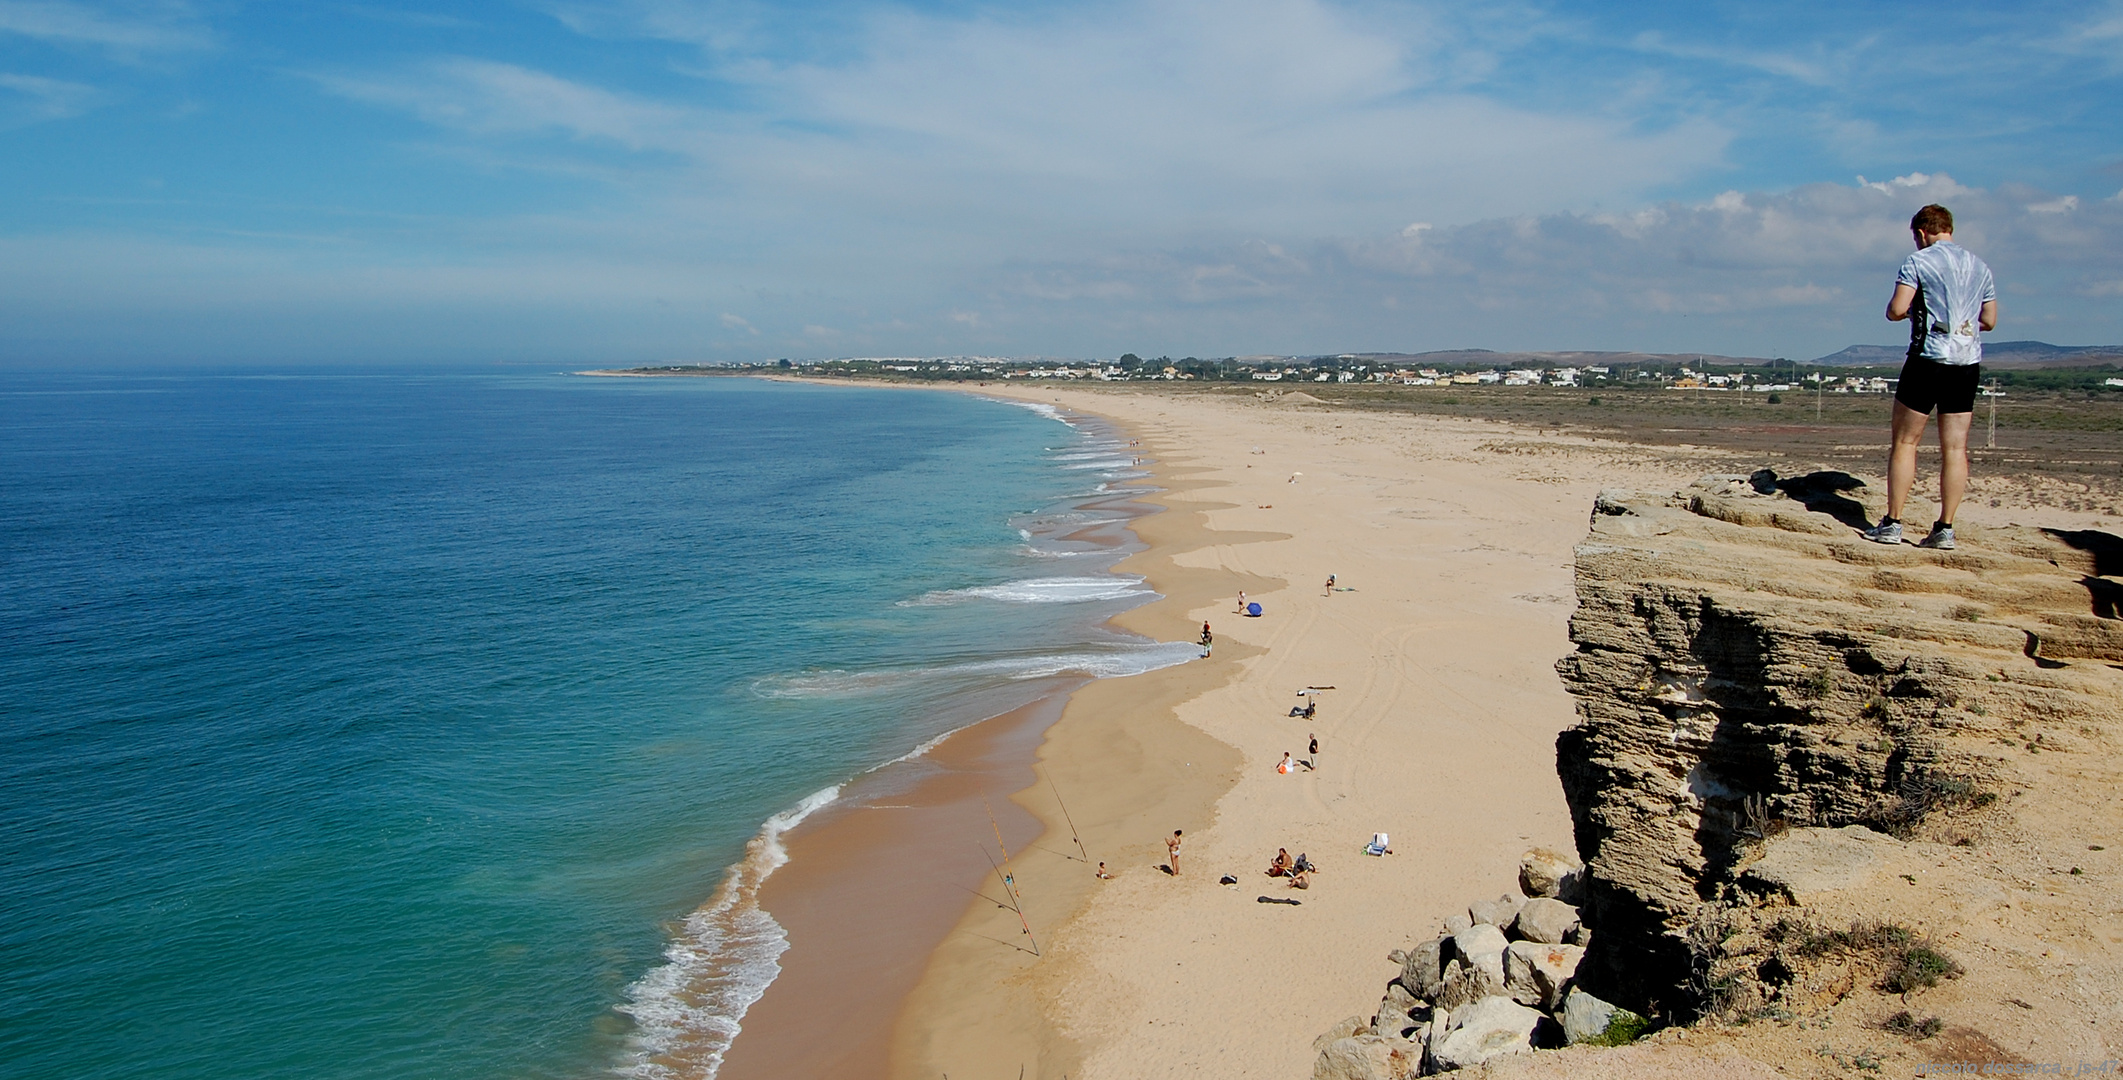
[886,386,1710,1078]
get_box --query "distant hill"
[1811,341,2123,368]
[1333,348,1775,368]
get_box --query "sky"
[2,0,2120,366]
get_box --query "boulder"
[1566,924,1592,949]
[1468,894,1524,928]
[1443,913,1473,936]
[1427,995,1544,1071]
[1450,923,1508,986]
[1559,987,1644,1046]
[1312,1014,1372,1058]
[1510,897,1582,945]
[1518,847,1581,899]
[1397,936,1448,1000]
[1374,982,1422,1038]
[1313,1035,1421,1080]
[1503,941,1584,1011]
[1431,958,1508,1010]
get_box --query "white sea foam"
[752,640,1203,699]
[1003,401,1070,424]
[900,575,1149,606]
[613,783,841,1080]
[1061,458,1136,470]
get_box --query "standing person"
[1309,733,1319,767]
[1863,204,1997,550]
[1235,590,1247,613]
[1166,830,1183,875]
[1323,573,1336,595]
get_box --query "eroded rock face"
[1555,472,2123,1017]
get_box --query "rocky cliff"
[1556,470,2123,1021]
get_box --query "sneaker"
[1917,525,1956,551]
[1861,521,1903,545]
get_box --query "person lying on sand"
[1267,848,1291,877]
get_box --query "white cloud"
[0,71,99,122]
[312,58,699,151]
[0,1,211,55]
[2027,195,2079,213]
[719,312,756,333]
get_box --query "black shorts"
[1895,356,1980,415]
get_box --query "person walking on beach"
[1235,590,1247,613]
[1863,204,1996,551]
[1166,830,1183,875]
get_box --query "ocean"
[0,371,1184,1080]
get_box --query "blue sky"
[2,0,2119,365]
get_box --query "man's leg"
[1936,410,1973,525]
[1885,401,1932,522]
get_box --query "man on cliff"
[1862,203,1997,551]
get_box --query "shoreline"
[698,395,1214,1080]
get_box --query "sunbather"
[1267,848,1291,877]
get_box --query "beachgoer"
[1167,829,1183,875]
[1864,203,1996,551]
[1201,621,1213,646]
[1268,848,1291,876]
[1301,698,1316,720]
[1236,590,1247,613]
[1324,573,1336,595]
[1096,861,1111,880]
[1290,869,1311,889]
[1277,752,1293,774]
[1308,734,1319,766]
[1294,852,1316,874]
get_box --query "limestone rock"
[1510,897,1581,944]
[1468,894,1524,928]
[1517,848,1581,899]
[1739,825,1896,903]
[1397,936,1448,1000]
[1504,941,1584,1011]
[1312,1015,1372,1058]
[1374,982,1422,1037]
[1451,923,1508,985]
[1444,913,1473,936]
[1427,995,1544,1071]
[1559,988,1644,1046]
[1433,956,1508,1010]
[1313,1035,1421,1080]
[1553,474,2122,1009]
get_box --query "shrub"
[1581,1010,1651,1046]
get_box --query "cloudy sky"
[2,0,2119,365]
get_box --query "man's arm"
[1886,283,1916,322]
[1979,299,1998,332]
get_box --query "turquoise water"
[0,373,1178,1080]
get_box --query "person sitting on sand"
[1289,869,1312,889]
[1293,852,1316,874]
[1301,698,1316,720]
[1268,848,1291,877]
[1095,861,1111,880]
[1277,752,1294,774]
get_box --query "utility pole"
[1981,379,2005,449]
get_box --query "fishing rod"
[1042,767,1092,866]
[979,842,1039,956]
[983,795,1022,903]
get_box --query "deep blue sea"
[0,372,1181,1080]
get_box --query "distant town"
[612,345,2123,395]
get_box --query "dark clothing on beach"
[1895,354,1981,416]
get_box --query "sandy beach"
[859,385,1714,1078]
